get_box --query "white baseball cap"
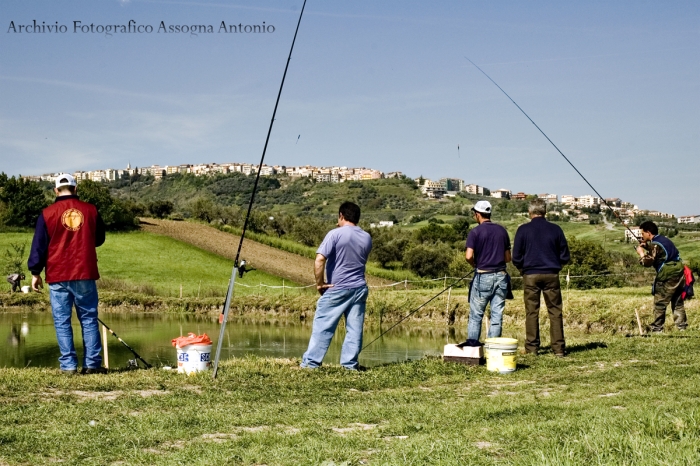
[54,173,77,189]
[472,200,492,214]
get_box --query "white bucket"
[176,344,212,374]
[484,338,518,374]
[21,286,30,294]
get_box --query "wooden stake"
[179,284,183,299]
[446,286,452,316]
[102,325,109,369]
[635,309,645,336]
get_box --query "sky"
[1,0,698,215]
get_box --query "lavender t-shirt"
[466,221,511,271]
[317,225,372,291]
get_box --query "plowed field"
[139,219,389,287]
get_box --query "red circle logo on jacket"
[61,208,84,231]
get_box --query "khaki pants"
[652,274,687,331]
[523,274,565,354]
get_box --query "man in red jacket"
[28,174,106,375]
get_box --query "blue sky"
[1,1,698,215]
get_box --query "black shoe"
[81,367,108,375]
[60,369,78,376]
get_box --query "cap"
[471,200,492,214]
[54,173,77,189]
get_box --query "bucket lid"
[484,337,518,345]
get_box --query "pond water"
[1,311,468,369]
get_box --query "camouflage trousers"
[652,274,687,331]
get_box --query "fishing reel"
[237,260,256,278]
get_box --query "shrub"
[404,243,453,278]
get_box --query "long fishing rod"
[362,270,475,350]
[465,57,642,245]
[97,317,152,369]
[212,0,308,379]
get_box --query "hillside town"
[22,161,689,223]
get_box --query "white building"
[491,189,511,199]
[464,184,484,195]
[578,195,601,208]
[561,195,576,206]
[538,193,558,204]
[625,227,642,242]
[679,215,700,224]
[421,180,447,199]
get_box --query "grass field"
[0,230,297,298]
[1,330,699,465]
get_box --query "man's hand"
[31,275,43,292]
[316,283,334,296]
[636,245,647,258]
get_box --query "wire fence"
[233,270,657,291]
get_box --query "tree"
[189,197,217,223]
[3,242,26,276]
[148,200,174,219]
[451,217,470,240]
[0,175,49,227]
[415,223,461,245]
[77,180,137,230]
[566,236,622,289]
[292,217,329,247]
[404,243,453,278]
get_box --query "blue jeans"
[301,286,368,370]
[467,272,508,341]
[49,280,102,371]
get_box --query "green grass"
[0,230,298,298]
[1,330,700,465]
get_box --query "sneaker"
[554,353,566,358]
[60,369,78,376]
[81,367,108,375]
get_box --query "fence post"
[283,279,285,298]
[102,325,109,369]
[446,285,452,316]
[404,279,407,290]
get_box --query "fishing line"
[213,0,307,378]
[464,57,641,244]
[97,318,152,369]
[362,270,474,350]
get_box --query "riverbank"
[3,287,697,334]
[1,331,699,465]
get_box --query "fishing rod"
[212,0,308,379]
[464,57,642,247]
[362,270,475,350]
[97,317,152,369]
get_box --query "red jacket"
[28,195,105,283]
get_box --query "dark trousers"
[652,274,687,331]
[523,274,565,354]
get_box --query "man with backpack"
[637,221,687,332]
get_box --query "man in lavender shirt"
[301,202,372,370]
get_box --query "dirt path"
[139,219,389,287]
